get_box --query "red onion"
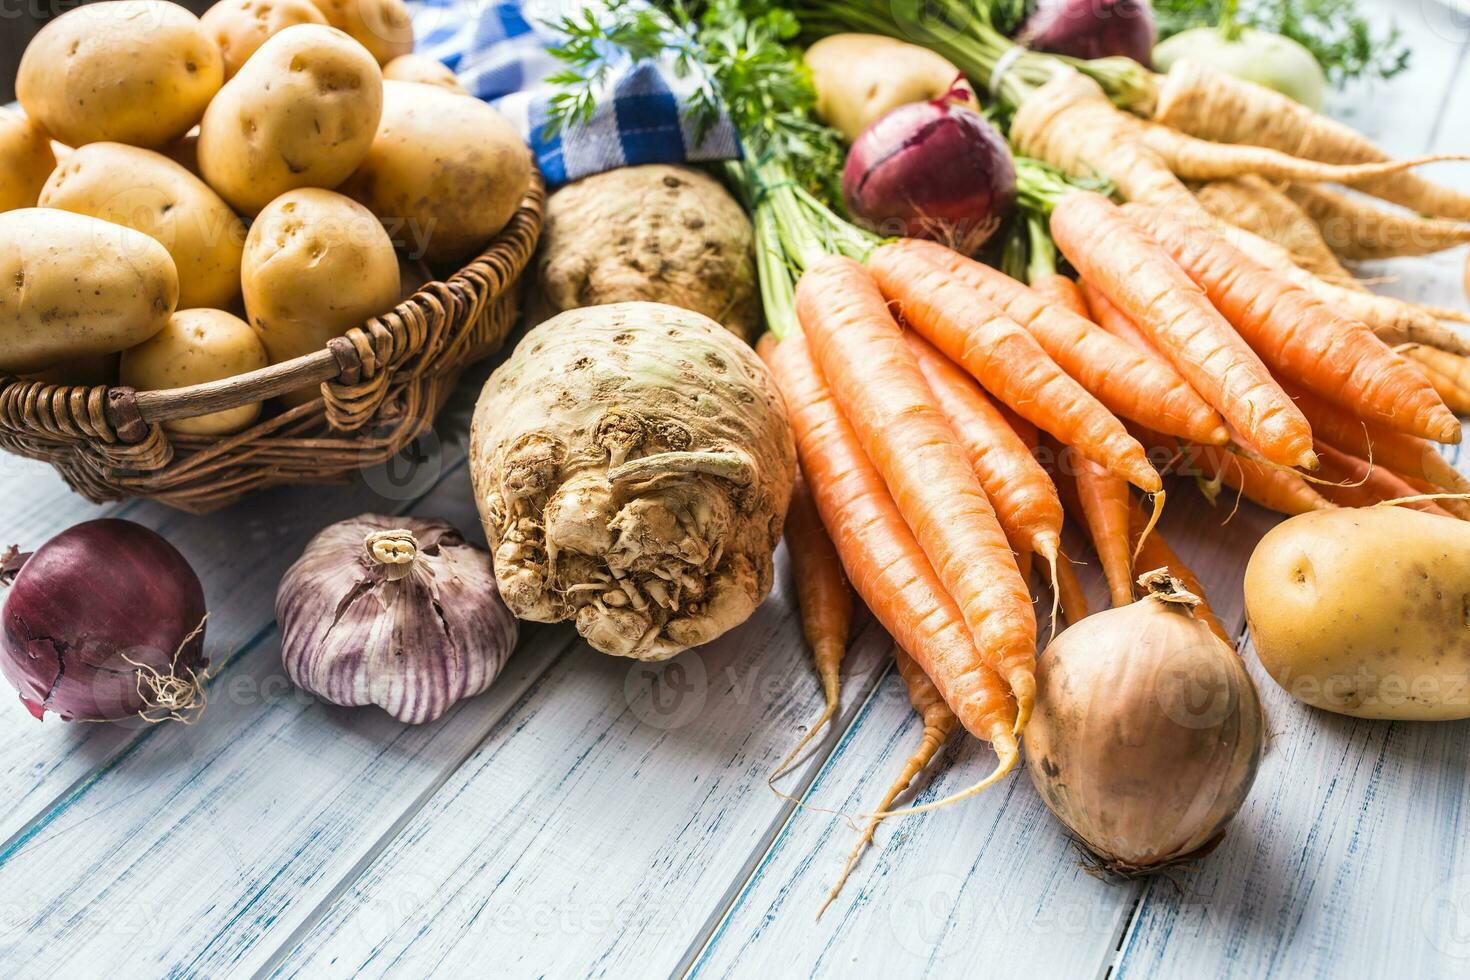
[1018,0,1157,67]
[0,520,208,722]
[842,89,1017,255]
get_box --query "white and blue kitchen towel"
[406,0,740,186]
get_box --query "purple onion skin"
[1,519,206,721]
[1018,0,1157,67]
[842,99,1017,255]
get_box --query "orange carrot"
[1286,384,1470,493]
[1053,551,1090,625]
[820,645,958,917]
[796,256,1037,729]
[1029,273,1091,318]
[865,245,1161,493]
[905,331,1064,573]
[1052,191,1316,470]
[1079,280,1168,361]
[1188,443,1335,516]
[1313,442,1455,518]
[889,238,1226,446]
[1123,203,1459,445]
[1073,452,1135,606]
[770,470,854,782]
[1128,506,1230,645]
[760,332,1018,814]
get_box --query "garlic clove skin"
[277,515,518,724]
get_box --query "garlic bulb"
[1023,569,1265,875]
[277,515,517,724]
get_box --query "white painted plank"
[265,553,892,980]
[0,458,593,977]
[686,489,1269,978]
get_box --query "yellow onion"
[1023,569,1265,874]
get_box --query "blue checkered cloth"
[407,0,741,187]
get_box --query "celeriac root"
[471,302,796,660]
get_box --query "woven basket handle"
[107,335,364,437]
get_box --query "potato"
[201,0,328,79]
[308,0,413,64]
[242,188,399,380]
[0,208,178,374]
[16,1,224,149]
[121,309,269,434]
[535,165,759,341]
[0,109,57,213]
[39,143,246,310]
[805,33,977,142]
[341,81,530,263]
[382,55,466,93]
[1245,507,1470,720]
[197,24,383,216]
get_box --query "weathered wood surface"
[1,2,1468,976]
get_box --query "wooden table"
[3,2,1469,976]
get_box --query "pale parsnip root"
[1151,58,1470,221]
[1194,177,1362,286]
[1286,183,1470,260]
[471,302,796,660]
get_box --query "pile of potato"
[0,0,532,434]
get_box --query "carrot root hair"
[868,735,1019,819]
[768,660,841,785]
[1130,488,1165,565]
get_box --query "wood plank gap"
[245,626,586,980]
[674,644,899,980]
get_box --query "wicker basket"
[0,174,544,514]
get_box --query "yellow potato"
[39,143,246,310]
[308,0,413,64]
[0,208,178,373]
[805,33,976,142]
[382,54,465,93]
[121,309,268,434]
[0,109,57,213]
[1245,507,1470,720]
[242,188,399,380]
[201,0,328,79]
[17,1,224,149]
[197,24,383,216]
[341,80,531,263]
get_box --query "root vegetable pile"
[470,302,795,661]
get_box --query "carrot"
[1285,384,1470,493]
[769,470,854,783]
[1285,183,1470,260]
[819,644,958,917]
[866,244,1161,493]
[1313,442,1455,518]
[761,333,1019,741]
[1051,191,1316,469]
[1151,58,1470,221]
[1403,351,1470,415]
[892,238,1227,446]
[1029,273,1091,318]
[1401,344,1470,396]
[1078,280,1165,359]
[760,331,1018,812]
[1128,505,1230,644]
[1011,69,1211,220]
[1186,443,1335,516]
[1073,452,1135,606]
[1123,203,1459,444]
[1131,120,1468,184]
[795,256,1038,731]
[1212,221,1470,357]
[904,330,1064,575]
[1194,177,1359,286]
[1053,550,1090,625]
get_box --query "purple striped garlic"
[276,515,517,724]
